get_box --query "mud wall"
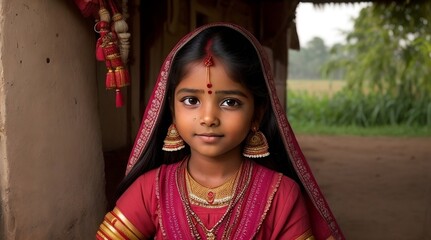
[0,0,106,238]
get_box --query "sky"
[295,3,370,47]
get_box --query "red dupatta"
[125,23,344,240]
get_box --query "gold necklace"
[176,160,252,240]
[186,167,239,207]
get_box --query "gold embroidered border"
[154,167,168,239]
[252,172,283,237]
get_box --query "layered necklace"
[176,160,253,240]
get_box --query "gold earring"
[162,124,185,151]
[243,128,270,158]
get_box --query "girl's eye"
[182,97,200,106]
[221,99,241,107]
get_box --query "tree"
[322,1,431,126]
[289,37,330,79]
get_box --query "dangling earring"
[162,124,185,151]
[243,128,270,158]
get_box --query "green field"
[285,79,431,137]
[287,79,345,96]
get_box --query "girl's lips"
[195,133,223,143]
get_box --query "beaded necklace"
[175,160,253,240]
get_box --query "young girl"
[96,23,344,240]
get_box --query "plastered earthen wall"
[0,0,106,238]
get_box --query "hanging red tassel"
[95,38,105,61]
[93,0,130,108]
[103,47,116,90]
[114,67,130,87]
[95,7,110,61]
[105,69,117,89]
[115,88,124,108]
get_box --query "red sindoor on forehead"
[204,39,214,94]
[204,39,213,57]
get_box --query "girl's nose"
[199,104,220,127]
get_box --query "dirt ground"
[296,135,431,240]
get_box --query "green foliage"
[314,2,431,129]
[324,2,431,99]
[287,89,431,131]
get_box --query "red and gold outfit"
[97,160,315,240]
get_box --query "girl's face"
[173,59,255,161]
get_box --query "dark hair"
[116,26,300,199]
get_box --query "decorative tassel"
[115,89,124,108]
[117,32,131,65]
[112,13,128,33]
[102,35,130,89]
[118,0,131,64]
[98,8,111,25]
[98,5,111,22]
[105,69,117,89]
[93,0,130,108]
[114,67,130,87]
[73,0,99,18]
[107,0,130,64]
[95,8,110,61]
[95,38,105,61]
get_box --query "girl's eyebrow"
[176,88,205,94]
[176,88,248,98]
[215,90,248,98]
